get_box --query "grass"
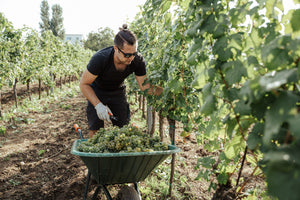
[0,82,80,125]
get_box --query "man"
[80,24,162,138]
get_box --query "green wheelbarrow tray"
[71,139,181,185]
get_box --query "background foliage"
[39,0,65,40]
[83,27,115,51]
[0,12,92,98]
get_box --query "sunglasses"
[117,46,137,58]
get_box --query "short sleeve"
[133,54,146,76]
[86,47,113,76]
[87,52,103,75]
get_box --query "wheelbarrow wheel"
[115,185,141,200]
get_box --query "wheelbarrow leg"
[134,182,140,195]
[102,185,113,200]
[83,170,91,200]
[90,185,112,200]
[91,186,101,200]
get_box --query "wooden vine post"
[159,109,164,142]
[147,105,153,135]
[26,79,31,101]
[0,89,2,117]
[142,95,146,119]
[167,115,176,197]
[146,105,156,136]
[139,94,142,109]
[13,78,18,108]
[38,78,42,99]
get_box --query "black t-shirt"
[87,46,146,91]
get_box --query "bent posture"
[80,24,162,138]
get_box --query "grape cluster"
[77,125,169,153]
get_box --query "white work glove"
[95,102,111,122]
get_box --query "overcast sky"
[1,0,299,38]
[0,0,146,37]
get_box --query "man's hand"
[148,85,163,96]
[95,102,112,122]
[154,85,163,96]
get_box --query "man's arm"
[79,69,101,106]
[135,75,163,96]
[80,69,112,122]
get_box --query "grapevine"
[129,0,300,199]
[0,13,93,113]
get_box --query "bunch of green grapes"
[77,125,169,153]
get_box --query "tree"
[39,0,65,40]
[39,0,50,32]
[50,4,65,40]
[83,27,114,51]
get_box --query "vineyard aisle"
[0,86,265,199]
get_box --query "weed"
[3,156,10,161]
[38,149,45,156]
[8,179,21,186]
[0,125,6,135]
[59,102,71,109]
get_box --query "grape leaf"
[222,60,247,86]
[226,87,239,102]
[226,118,237,139]
[261,36,293,70]
[200,14,217,35]
[229,4,249,26]
[213,36,233,61]
[200,94,216,116]
[197,156,216,168]
[217,172,229,185]
[250,92,276,120]
[259,68,298,91]
[229,33,243,50]
[234,99,251,116]
[291,9,300,32]
[264,92,299,145]
[224,134,245,159]
[264,147,300,200]
[287,114,300,137]
[161,1,172,13]
[188,38,203,55]
[202,82,212,99]
[186,20,201,37]
[213,14,229,39]
[192,65,208,89]
[247,123,263,150]
[186,52,198,65]
[266,0,277,18]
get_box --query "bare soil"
[0,83,265,200]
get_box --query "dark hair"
[114,24,137,48]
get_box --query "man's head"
[113,24,138,65]
[114,24,137,48]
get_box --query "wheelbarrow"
[71,124,180,200]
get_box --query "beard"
[120,59,132,65]
[114,54,133,71]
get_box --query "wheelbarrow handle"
[108,112,118,121]
[74,124,84,139]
